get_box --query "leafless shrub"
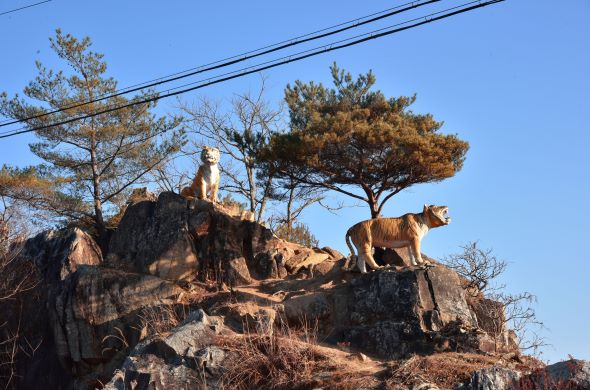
[137,303,194,339]
[442,241,507,294]
[442,242,547,356]
[218,313,336,390]
[0,199,42,389]
[101,327,129,357]
[494,291,547,355]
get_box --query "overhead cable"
[0,0,440,128]
[0,0,505,140]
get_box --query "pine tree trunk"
[369,198,385,264]
[246,163,256,213]
[369,201,380,219]
[256,175,273,224]
[89,132,107,251]
[286,186,295,238]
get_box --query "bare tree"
[493,291,547,354]
[442,242,546,355]
[148,154,191,194]
[442,241,507,294]
[0,199,42,389]
[0,198,37,301]
[268,177,325,238]
[180,78,282,223]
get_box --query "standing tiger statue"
[344,205,451,273]
[181,146,220,203]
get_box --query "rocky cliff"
[4,192,587,389]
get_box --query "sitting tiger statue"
[181,146,220,202]
[344,205,451,273]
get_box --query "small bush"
[274,222,319,248]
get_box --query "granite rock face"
[268,264,518,359]
[103,309,225,390]
[462,359,590,390]
[546,359,590,388]
[17,190,584,390]
[462,366,523,390]
[107,192,343,285]
[47,265,183,383]
[107,192,198,281]
[20,227,102,283]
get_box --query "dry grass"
[218,331,331,389]
[136,283,209,339]
[216,314,379,390]
[385,352,507,389]
[137,303,191,338]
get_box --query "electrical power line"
[109,0,494,102]
[0,0,505,140]
[0,0,51,17]
[0,0,440,128]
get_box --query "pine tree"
[0,30,185,246]
[261,63,469,218]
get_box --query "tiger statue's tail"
[343,228,356,270]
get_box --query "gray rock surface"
[47,265,182,380]
[107,191,198,281]
[104,309,227,390]
[546,359,590,388]
[131,309,217,360]
[21,227,102,283]
[269,264,518,359]
[13,191,547,389]
[108,191,341,285]
[463,366,522,390]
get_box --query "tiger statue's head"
[423,204,451,227]
[201,146,220,165]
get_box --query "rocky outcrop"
[103,309,226,390]
[15,190,585,390]
[252,263,518,360]
[48,266,182,375]
[107,192,198,281]
[546,359,590,388]
[462,366,523,390]
[21,227,102,283]
[462,359,590,390]
[107,192,343,285]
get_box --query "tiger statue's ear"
[423,204,429,211]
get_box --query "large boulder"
[546,359,590,388]
[47,265,183,383]
[265,264,518,359]
[104,309,227,390]
[462,366,523,390]
[107,192,198,281]
[107,192,342,285]
[21,227,102,283]
[462,359,590,389]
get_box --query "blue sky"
[1,0,589,363]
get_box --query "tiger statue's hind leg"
[345,229,382,273]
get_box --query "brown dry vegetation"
[385,352,543,390]
[217,332,379,390]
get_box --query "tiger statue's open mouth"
[429,205,451,225]
[442,207,451,224]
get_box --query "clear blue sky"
[1,0,588,363]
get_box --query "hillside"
[2,192,588,390]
